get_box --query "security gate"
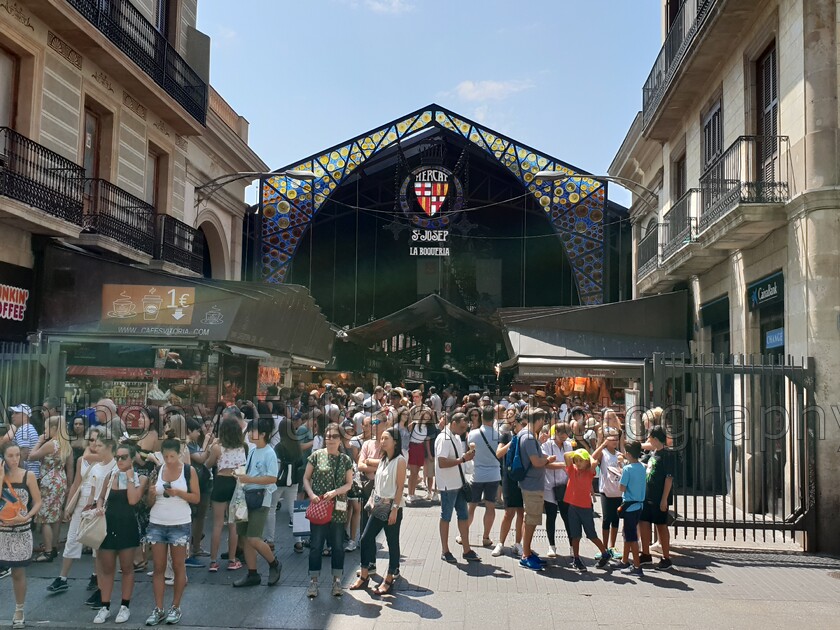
[649,353,817,550]
[0,341,63,428]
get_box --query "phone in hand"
[162,481,172,497]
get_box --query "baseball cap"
[340,419,355,433]
[362,398,374,410]
[9,403,31,416]
[74,408,97,424]
[573,449,591,461]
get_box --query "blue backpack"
[505,433,530,482]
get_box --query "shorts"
[503,478,523,509]
[144,522,191,547]
[640,500,669,525]
[601,495,622,530]
[622,508,641,543]
[236,507,269,539]
[211,475,237,503]
[408,442,426,467]
[439,489,469,522]
[567,505,598,540]
[469,480,499,504]
[521,490,544,527]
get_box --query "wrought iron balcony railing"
[698,136,790,232]
[642,0,717,128]
[636,226,659,280]
[156,214,205,274]
[0,127,85,225]
[83,179,155,255]
[661,189,699,261]
[66,0,207,125]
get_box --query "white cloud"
[453,79,534,102]
[364,0,413,13]
[472,105,490,123]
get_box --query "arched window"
[644,217,658,237]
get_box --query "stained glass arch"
[261,104,608,305]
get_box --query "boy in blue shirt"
[617,440,646,577]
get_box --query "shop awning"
[37,245,335,364]
[345,294,499,345]
[499,356,647,379]
[224,345,272,360]
[498,291,689,371]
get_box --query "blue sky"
[197,0,662,205]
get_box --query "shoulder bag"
[305,451,339,525]
[64,462,96,515]
[76,470,115,549]
[0,477,25,522]
[242,449,266,511]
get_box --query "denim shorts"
[440,489,469,522]
[144,522,191,547]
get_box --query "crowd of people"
[0,383,674,627]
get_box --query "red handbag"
[305,496,335,525]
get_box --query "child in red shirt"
[563,449,610,571]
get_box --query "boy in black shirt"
[639,425,673,570]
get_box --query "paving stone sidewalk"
[3,498,840,629]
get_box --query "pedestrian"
[466,406,500,549]
[29,415,74,562]
[204,417,246,572]
[356,415,385,574]
[592,429,623,559]
[339,419,362,552]
[46,428,101,596]
[517,409,556,571]
[302,422,354,598]
[350,426,405,595]
[86,437,119,609]
[405,392,431,505]
[617,440,646,577]
[93,443,148,624]
[563,449,611,572]
[8,404,40,479]
[0,442,42,628]
[273,417,305,554]
[185,418,212,566]
[494,414,525,557]
[434,412,479,563]
[542,422,573,558]
[143,438,200,626]
[231,416,280,588]
[639,425,674,570]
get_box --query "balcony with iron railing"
[641,0,760,140]
[636,227,659,281]
[82,179,156,257]
[64,0,206,125]
[156,214,205,275]
[0,127,85,233]
[661,189,699,261]
[698,135,790,233]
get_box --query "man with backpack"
[507,409,555,571]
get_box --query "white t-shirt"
[89,460,117,504]
[599,448,623,498]
[542,439,572,504]
[434,427,465,492]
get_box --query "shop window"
[0,46,18,129]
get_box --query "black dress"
[100,477,140,551]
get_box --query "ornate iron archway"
[260,104,608,304]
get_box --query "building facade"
[0,0,265,328]
[609,0,839,552]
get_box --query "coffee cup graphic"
[142,290,163,320]
[201,305,224,325]
[108,291,136,318]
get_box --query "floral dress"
[0,472,33,567]
[37,441,67,524]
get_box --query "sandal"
[133,561,148,573]
[373,577,395,596]
[349,576,370,591]
[34,551,54,563]
[482,539,494,548]
[13,604,24,628]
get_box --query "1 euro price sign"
[101,284,196,326]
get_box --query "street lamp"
[534,170,660,213]
[194,169,316,207]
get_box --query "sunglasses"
[371,420,381,425]
[325,434,341,440]
[116,454,131,461]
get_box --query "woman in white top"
[542,423,573,558]
[204,418,247,572]
[143,439,200,626]
[592,429,624,555]
[350,427,406,595]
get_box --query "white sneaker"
[115,605,130,624]
[165,576,175,586]
[404,495,414,505]
[547,545,558,558]
[344,540,358,552]
[93,606,111,624]
[491,543,504,557]
[455,535,462,545]
[512,542,524,557]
